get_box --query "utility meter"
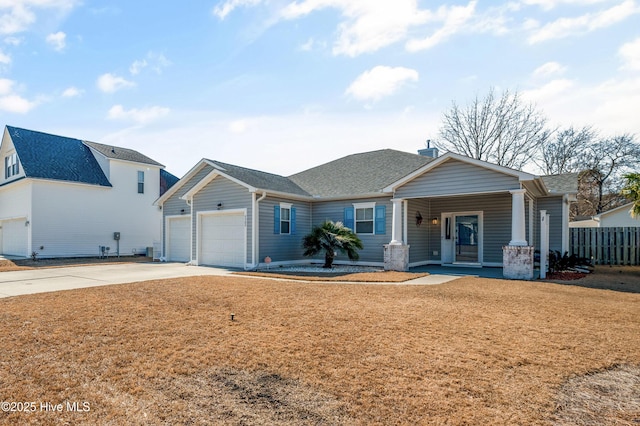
[113,232,121,240]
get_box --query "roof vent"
[111,147,116,154]
[417,140,439,158]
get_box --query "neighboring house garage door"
[166,216,191,262]
[199,211,245,268]
[1,218,28,257]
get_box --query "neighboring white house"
[0,126,178,258]
[569,202,640,228]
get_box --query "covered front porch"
[386,189,534,270]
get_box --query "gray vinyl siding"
[192,176,253,263]
[406,198,431,264]
[537,196,564,253]
[395,159,520,199]
[161,165,213,257]
[258,196,312,263]
[405,193,512,265]
[311,197,392,264]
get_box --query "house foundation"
[384,244,409,271]
[502,245,534,280]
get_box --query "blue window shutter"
[274,205,280,234]
[375,205,386,234]
[291,207,296,235]
[344,207,354,230]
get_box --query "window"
[274,203,296,235]
[280,206,291,234]
[355,205,374,234]
[4,153,19,179]
[137,171,144,194]
[345,202,386,235]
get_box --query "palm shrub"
[302,220,363,268]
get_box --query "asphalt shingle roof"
[160,169,180,196]
[207,160,311,196]
[541,173,579,194]
[84,140,164,167]
[288,149,434,197]
[7,126,112,187]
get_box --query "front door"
[441,211,483,265]
[455,214,479,263]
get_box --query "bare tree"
[438,88,550,170]
[578,134,640,215]
[536,126,596,175]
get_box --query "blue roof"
[160,169,180,196]
[7,126,111,187]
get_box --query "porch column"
[390,198,403,245]
[509,189,527,246]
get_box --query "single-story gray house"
[155,148,576,275]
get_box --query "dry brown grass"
[0,275,638,425]
[0,256,152,272]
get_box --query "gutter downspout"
[185,196,195,265]
[252,191,267,269]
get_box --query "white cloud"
[46,31,66,51]
[299,37,314,51]
[107,104,170,124]
[213,0,262,19]
[4,36,22,46]
[0,49,10,64]
[521,0,611,11]
[532,61,567,78]
[521,78,575,102]
[62,86,82,97]
[619,37,640,70]
[520,75,640,137]
[129,59,147,75]
[229,119,250,133]
[96,73,135,93]
[528,0,640,44]
[0,78,37,113]
[0,4,35,34]
[129,52,170,75]
[0,1,79,35]
[406,1,477,52]
[281,0,431,57]
[345,66,419,102]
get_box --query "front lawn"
[0,276,638,425]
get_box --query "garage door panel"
[200,213,245,268]
[167,217,190,262]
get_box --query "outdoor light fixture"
[230,313,235,321]
[217,202,223,210]
[432,217,439,225]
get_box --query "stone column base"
[384,244,410,271]
[503,246,534,280]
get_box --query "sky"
[0,0,639,178]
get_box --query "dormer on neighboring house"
[0,125,179,258]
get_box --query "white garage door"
[166,216,191,262]
[199,212,245,268]
[2,218,28,257]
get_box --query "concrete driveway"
[0,262,231,298]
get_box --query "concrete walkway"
[0,262,231,298]
[0,262,477,298]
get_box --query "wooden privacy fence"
[570,227,640,265]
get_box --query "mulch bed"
[235,270,428,282]
[545,271,587,281]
